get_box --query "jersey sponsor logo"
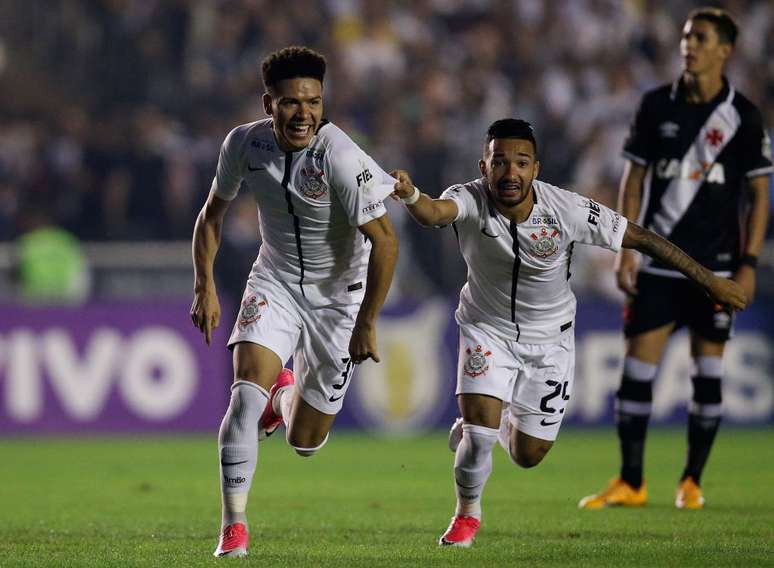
[539,417,561,426]
[238,296,268,330]
[529,226,560,258]
[251,139,276,152]
[480,227,499,238]
[298,167,328,199]
[659,121,680,138]
[224,474,246,485]
[356,167,373,187]
[586,199,600,226]
[361,202,382,215]
[306,148,325,169]
[612,213,622,233]
[655,158,725,184]
[247,165,265,172]
[463,345,492,378]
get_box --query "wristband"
[401,186,421,205]
[739,254,758,269]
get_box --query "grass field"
[0,429,771,567]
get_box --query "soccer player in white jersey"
[190,46,398,557]
[390,118,747,547]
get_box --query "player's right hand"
[707,276,747,312]
[389,169,415,200]
[190,286,221,346]
[616,249,640,296]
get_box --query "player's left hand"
[732,265,756,305]
[706,275,748,312]
[349,320,380,364]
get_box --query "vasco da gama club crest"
[464,345,492,378]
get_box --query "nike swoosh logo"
[328,393,345,402]
[221,460,249,466]
[248,165,265,172]
[540,418,561,426]
[481,227,499,238]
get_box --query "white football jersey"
[443,178,627,343]
[212,118,395,303]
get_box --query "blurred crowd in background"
[1,0,773,300]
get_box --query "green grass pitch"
[0,429,771,567]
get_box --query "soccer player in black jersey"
[580,8,771,510]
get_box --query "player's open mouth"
[499,184,521,195]
[288,124,312,137]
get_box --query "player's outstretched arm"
[350,213,399,364]
[622,222,747,311]
[390,169,458,227]
[191,192,231,345]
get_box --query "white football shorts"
[227,269,364,415]
[456,322,575,441]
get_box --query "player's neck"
[682,71,724,104]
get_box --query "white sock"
[454,423,499,519]
[218,380,269,529]
[275,384,295,428]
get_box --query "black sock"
[682,375,722,485]
[617,413,649,488]
[682,414,721,485]
[615,375,653,489]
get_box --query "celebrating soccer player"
[391,117,747,547]
[580,8,771,511]
[191,46,398,557]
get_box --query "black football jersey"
[623,78,772,276]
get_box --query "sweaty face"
[480,138,539,209]
[264,77,323,152]
[680,19,730,77]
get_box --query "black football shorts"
[623,272,734,342]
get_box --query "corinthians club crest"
[463,345,492,378]
[530,226,559,258]
[299,166,328,200]
[238,295,268,330]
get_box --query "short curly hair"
[261,46,326,91]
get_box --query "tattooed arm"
[622,222,747,311]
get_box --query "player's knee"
[510,442,551,469]
[512,450,544,469]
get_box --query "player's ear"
[262,92,274,116]
[719,42,732,61]
[478,159,487,177]
[533,160,540,179]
